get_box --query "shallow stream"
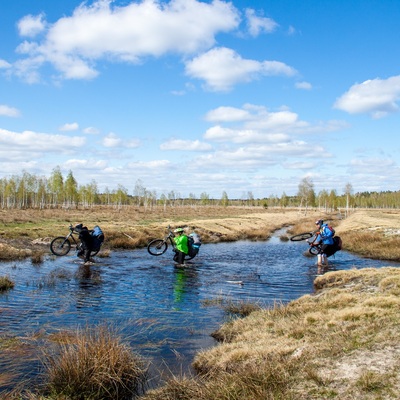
[0,234,399,391]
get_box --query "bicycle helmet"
[315,219,323,226]
[174,228,184,233]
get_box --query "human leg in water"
[173,249,186,265]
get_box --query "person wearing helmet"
[309,219,335,267]
[173,227,189,265]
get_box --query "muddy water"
[0,235,399,391]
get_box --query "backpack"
[188,232,201,257]
[328,225,336,236]
[334,236,342,251]
[91,225,105,250]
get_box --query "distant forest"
[0,168,399,210]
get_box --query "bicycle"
[290,230,320,255]
[147,225,196,260]
[290,231,341,256]
[50,224,100,257]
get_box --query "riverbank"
[142,267,400,400]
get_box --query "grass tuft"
[42,325,148,399]
[0,275,15,291]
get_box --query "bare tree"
[297,177,316,214]
[343,182,353,217]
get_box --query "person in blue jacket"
[310,219,335,267]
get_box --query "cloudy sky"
[1,0,399,199]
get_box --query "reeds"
[41,325,148,399]
[0,275,15,291]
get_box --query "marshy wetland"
[1,207,400,399]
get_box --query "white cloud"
[0,128,85,155]
[64,158,108,169]
[160,139,212,151]
[334,75,400,118]
[59,122,79,131]
[205,106,251,122]
[128,159,171,168]
[17,13,46,37]
[204,125,288,143]
[348,157,397,174]
[83,127,100,135]
[185,47,297,91]
[205,104,306,134]
[245,8,278,37]
[295,81,312,90]
[102,132,140,148]
[192,141,326,170]
[0,105,21,117]
[126,138,141,148]
[283,161,316,170]
[0,59,12,69]
[103,132,122,148]
[12,0,240,81]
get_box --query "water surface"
[0,235,398,390]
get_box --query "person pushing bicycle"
[74,223,95,265]
[173,228,189,265]
[308,219,335,267]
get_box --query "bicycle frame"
[64,225,80,246]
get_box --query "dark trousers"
[173,250,186,264]
[78,230,93,262]
[321,243,336,257]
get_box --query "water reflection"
[0,236,399,391]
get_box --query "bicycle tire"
[147,239,168,256]
[290,232,313,241]
[50,237,71,256]
[309,246,320,256]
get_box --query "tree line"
[0,169,399,210]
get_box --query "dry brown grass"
[0,276,15,291]
[41,325,148,399]
[0,205,320,259]
[335,209,400,260]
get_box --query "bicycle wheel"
[290,232,313,241]
[309,246,320,256]
[147,239,168,256]
[50,237,71,256]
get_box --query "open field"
[0,205,325,260]
[1,205,400,261]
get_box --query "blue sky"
[1,0,399,199]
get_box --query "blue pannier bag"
[91,225,105,250]
[188,232,201,257]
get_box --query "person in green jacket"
[173,227,189,265]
